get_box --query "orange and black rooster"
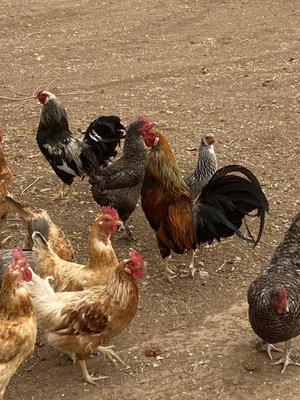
[139,116,269,281]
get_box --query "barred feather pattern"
[186,145,217,198]
[247,213,300,343]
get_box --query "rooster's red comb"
[101,206,119,221]
[129,250,144,265]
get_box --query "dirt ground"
[0,0,299,399]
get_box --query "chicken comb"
[12,248,25,261]
[101,206,120,221]
[138,115,153,135]
[129,250,144,265]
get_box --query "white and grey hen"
[185,133,217,198]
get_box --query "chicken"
[0,249,37,399]
[31,206,120,291]
[88,120,148,239]
[83,115,125,167]
[25,248,144,384]
[185,133,217,198]
[0,129,13,233]
[0,196,75,284]
[247,212,300,373]
[36,91,125,200]
[4,195,74,260]
[140,116,269,281]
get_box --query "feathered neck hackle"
[106,260,138,309]
[193,142,217,180]
[40,94,69,131]
[0,271,34,319]
[147,131,192,199]
[122,121,147,161]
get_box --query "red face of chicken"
[36,91,50,105]
[9,249,32,283]
[271,285,289,314]
[202,133,215,146]
[138,115,159,149]
[100,206,121,236]
[125,251,144,280]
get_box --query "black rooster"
[248,212,300,372]
[36,91,125,200]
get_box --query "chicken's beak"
[117,220,125,231]
[285,304,290,313]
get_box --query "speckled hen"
[88,120,148,239]
[247,212,300,372]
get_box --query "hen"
[248,212,300,372]
[36,91,125,199]
[25,249,144,384]
[140,116,269,281]
[88,119,148,239]
[31,206,120,291]
[0,129,13,233]
[185,133,217,198]
[0,249,36,399]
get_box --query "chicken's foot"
[179,250,205,279]
[164,256,177,282]
[97,345,126,366]
[79,360,107,385]
[258,340,283,360]
[272,340,300,373]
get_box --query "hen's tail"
[81,115,126,175]
[193,165,269,246]
[4,195,33,221]
[32,231,58,268]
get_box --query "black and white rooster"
[36,91,125,200]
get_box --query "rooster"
[248,212,300,373]
[36,91,125,200]
[88,120,148,239]
[25,248,144,384]
[185,133,217,198]
[31,206,121,291]
[0,129,13,233]
[0,249,36,398]
[140,116,269,281]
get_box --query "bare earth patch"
[0,0,299,399]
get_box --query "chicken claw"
[79,360,107,385]
[257,340,283,360]
[272,341,300,373]
[163,257,177,282]
[97,345,126,366]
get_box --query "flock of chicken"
[0,90,299,398]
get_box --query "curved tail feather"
[193,164,269,246]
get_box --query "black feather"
[83,115,126,166]
[194,164,269,246]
